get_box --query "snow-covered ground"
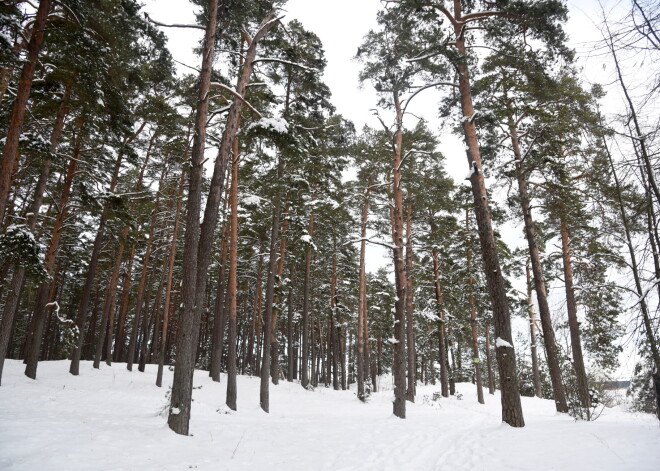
[1,360,658,470]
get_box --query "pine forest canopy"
[0,0,658,443]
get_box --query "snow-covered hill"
[1,360,658,470]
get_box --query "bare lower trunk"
[0,89,69,383]
[430,225,449,398]
[526,262,542,399]
[391,91,407,419]
[25,139,81,379]
[356,187,369,400]
[157,170,185,387]
[451,3,523,425]
[260,157,284,412]
[166,0,219,436]
[127,176,163,371]
[466,209,484,404]
[560,219,591,416]
[510,122,568,413]
[485,327,495,395]
[210,223,229,382]
[330,250,339,391]
[286,269,295,382]
[226,138,239,410]
[301,207,314,389]
[405,203,416,402]
[93,241,126,368]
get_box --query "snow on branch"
[406,51,443,63]
[495,337,514,349]
[246,117,290,134]
[397,149,432,171]
[143,12,205,30]
[345,237,397,250]
[461,111,479,123]
[209,82,263,118]
[252,58,318,72]
[403,81,459,115]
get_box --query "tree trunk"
[157,170,185,387]
[210,222,229,382]
[247,252,263,376]
[356,187,369,400]
[390,91,407,419]
[23,145,79,380]
[270,209,289,385]
[165,0,219,436]
[451,1,524,424]
[526,262,542,399]
[466,208,484,404]
[140,252,168,372]
[0,0,52,223]
[301,204,315,389]
[69,123,145,375]
[405,203,416,402]
[330,250,339,391]
[286,268,295,382]
[169,10,278,433]
[560,219,591,415]
[127,173,163,370]
[226,138,239,410]
[114,243,135,363]
[0,88,69,384]
[430,217,449,398]
[510,122,568,413]
[485,327,495,395]
[260,156,284,413]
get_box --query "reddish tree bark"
[0,0,52,223]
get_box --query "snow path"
[1,360,659,470]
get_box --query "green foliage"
[0,225,48,282]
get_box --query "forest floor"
[1,359,658,470]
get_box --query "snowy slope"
[1,360,658,470]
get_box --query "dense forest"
[0,0,659,439]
